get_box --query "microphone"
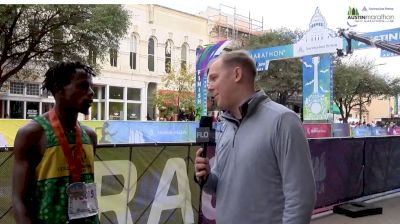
[196,116,215,185]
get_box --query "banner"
[302,54,333,121]
[364,137,400,195]
[99,121,197,144]
[332,123,350,137]
[309,138,364,208]
[303,123,331,138]
[248,44,294,71]
[351,127,372,137]
[195,40,231,119]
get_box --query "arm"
[83,126,98,154]
[275,112,316,224]
[12,124,39,224]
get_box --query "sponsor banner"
[381,49,399,57]
[99,121,197,144]
[196,40,231,118]
[346,27,400,50]
[388,126,400,135]
[351,127,372,137]
[332,123,350,137]
[371,127,388,136]
[303,123,332,138]
[302,54,333,121]
[248,44,294,71]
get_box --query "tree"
[241,28,304,106]
[153,67,195,121]
[333,58,391,123]
[0,5,130,89]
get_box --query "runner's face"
[60,69,94,115]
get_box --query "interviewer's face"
[207,59,237,111]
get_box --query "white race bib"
[67,182,99,220]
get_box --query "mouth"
[84,100,93,108]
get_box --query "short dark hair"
[42,61,96,96]
[220,50,257,77]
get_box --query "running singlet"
[32,115,99,224]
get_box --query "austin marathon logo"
[348,6,395,23]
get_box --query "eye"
[79,82,89,89]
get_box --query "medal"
[66,182,87,198]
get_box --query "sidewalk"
[311,195,400,224]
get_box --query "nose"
[88,86,94,99]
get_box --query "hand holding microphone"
[195,148,210,184]
[195,116,215,186]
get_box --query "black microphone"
[196,116,215,185]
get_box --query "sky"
[5,0,400,77]
[157,0,400,78]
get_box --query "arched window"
[165,40,173,73]
[110,48,118,67]
[148,37,155,72]
[130,34,138,70]
[181,43,188,71]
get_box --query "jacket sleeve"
[274,112,316,224]
[202,157,219,194]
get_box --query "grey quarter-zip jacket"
[204,91,316,224]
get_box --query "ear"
[233,67,243,83]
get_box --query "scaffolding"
[205,4,264,45]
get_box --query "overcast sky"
[6,0,400,77]
[157,0,400,78]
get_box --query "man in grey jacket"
[195,50,316,224]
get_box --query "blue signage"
[248,44,294,71]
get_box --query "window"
[110,48,118,67]
[181,44,188,71]
[92,86,99,99]
[101,86,106,100]
[127,88,141,101]
[88,49,97,65]
[148,37,155,72]
[26,83,39,96]
[109,86,123,100]
[26,102,39,118]
[42,102,54,114]
[165,40,173,73]
[130,35,137,69]
[10,82,24,94]
[127,103,141,120]
[109,102,123,120]
[10,101,24,118]
[91,102,98,120]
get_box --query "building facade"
[0,4,209,121]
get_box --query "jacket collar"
[222,90,270,124]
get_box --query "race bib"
[67,182,99,220]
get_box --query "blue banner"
[345,27,400,50]
[381,49,398,58]
[302,54,333,120]
[100,121,198,144]
[248,44,294,71]
[352,127,372,137]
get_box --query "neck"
[228,88,256,119]
[53,105,78,131]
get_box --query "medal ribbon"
[49,109,83,183]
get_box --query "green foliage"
[241,28,304,105]
[153,67,195,120]
[333,57,392,123]
[0,5,130,88]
